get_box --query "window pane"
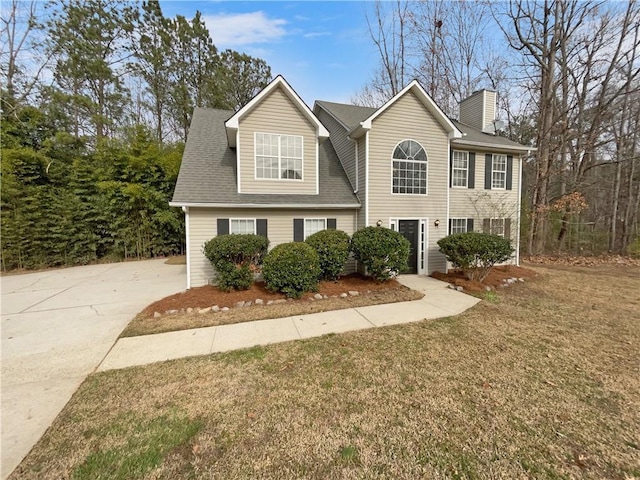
[491,154,507,189]
[452,151,468,187]
[490,218,505,237]
[393,159,427,194]
[304,218,326,239]
[451,219,467,234]
[230,219,256,235]
[255,133,303,180]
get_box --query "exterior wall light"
[434,219,440,228]
[376,220,383,227]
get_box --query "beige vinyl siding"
[367,91,449,274]
[459,90,496,132]
[238,87,317,194]
[187,207,357,287]
[187,208,217,288]
[459,92,484,131]
[484,91,496,130]
[449,151,520,248]
[316,108,356,189]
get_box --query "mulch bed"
[141,273,402,317]
[431,265,538,293]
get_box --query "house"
[170,75,532,289]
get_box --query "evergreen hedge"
[437,232,513,281]
[262,242,320,298]
[203,234,269,291]
[305,229,350,281]
[350,226,410,281]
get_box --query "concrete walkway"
[1,259,186,480]
[99,275,480,371]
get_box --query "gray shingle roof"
[171,107,360,207]
[316,100,531,151]
[452,120,533,151]
[315,100,377,130]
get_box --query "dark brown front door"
[398,220,419,274]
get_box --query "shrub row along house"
[171,76,532,288]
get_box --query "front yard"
[11,264,640,479]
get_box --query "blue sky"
[159,1,378,105]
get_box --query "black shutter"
[256,219,268,238]
[449,148,453,187]
[217,218,229,235]
[467,218,474,232]
[504,218,511,239]
[448,218,453,234]
[293,218,304,242]
[506,155,513,190]
[468,152,476,189]
[484,154,492,190]
[327,218,337,230]
[483,218,490,234]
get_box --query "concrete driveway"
[0,259,186,479]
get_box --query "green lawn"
[11,264,640,480]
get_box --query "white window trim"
[490,218,505,237]
[230,218,256,235]
[491,154,507,190]
[254,132,304,182]
[303,217,326,240]
[452,150,469,188]
[450,218,468,235]
[390,139,428,196]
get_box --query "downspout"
[352,138,359,193]
[182,206,191,290]
[516,152,525,266]
[365,131,370,226]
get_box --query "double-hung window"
[392,139,427,194]
[492,154,507,189]
[304,218,326,240]
[452,151,469,187]
[255,133,303,180]
[490,218,505,237]
[230,219,256,235]
[450,218,468,234]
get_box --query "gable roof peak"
[348,80,462,139]
[225,75,329,147]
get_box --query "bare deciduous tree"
[0,0,48,113]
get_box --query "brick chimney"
[459,89,497,133]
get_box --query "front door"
[398,220,419,274]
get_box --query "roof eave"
[170,201,362,209]
[348,123,368,139]
[452,138,535,153]
[226,126,237,147]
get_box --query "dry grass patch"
[11,264,640,480]
[163,255,186,265]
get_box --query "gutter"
[452,139,536,153]
[169,202,362,209]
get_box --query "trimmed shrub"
[437,232,514,282]
[262,242,320,298]
[203,234,269,291]
[350,226,410,281]
[305,229,351,281]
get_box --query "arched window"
[392,140,427,194]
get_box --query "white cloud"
[304,31,331,39]
[203,11,287,47]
